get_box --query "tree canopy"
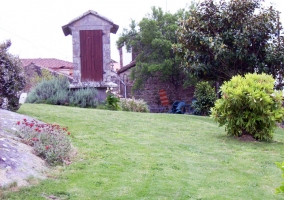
[173,0,284,87]
[0,40,26,111]
[117,7,190,90]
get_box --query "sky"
[0,0,284,64]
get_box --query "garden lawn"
[2,103,284,199]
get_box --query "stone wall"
[118,69,195,109]
[133,77,195,108]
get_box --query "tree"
[116,7,190,90]
[173,0,284,86]
[0,40,26,111]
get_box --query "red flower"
[16,121,20,125]
[23,118,27,122]
[31,138,39,141]
[29,123,34,128]
[45,145,50,150]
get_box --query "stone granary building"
[62,10,119,100]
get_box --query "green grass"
[1,103,284,199]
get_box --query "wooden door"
[80,30,103,81]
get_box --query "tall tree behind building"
[174,0,284,88]
[117,7,191,90]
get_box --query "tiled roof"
[21,58,118,70]
[21,58,73,69]
[62,10,119,36]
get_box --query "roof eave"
[62,25,71,36]
[110,24,119,34]
[62,10,119,36]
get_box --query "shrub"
[69,87,98,108]
[192,81,217,116]
[15,118,71,165]
[26,77,70,104]
[211,73,284,141]
[105,87,120,110]
[0,40,26,111]
[119,97,149,112]
[27,77,99,108]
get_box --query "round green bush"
[211,73,284,141]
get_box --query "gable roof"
[21,58,73,69]
[62,10,119,36]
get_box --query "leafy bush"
[0,40,26,111]
[119,97,149,112]
[15,118,71,165]
[26,77,99,108]
[69,87,98,108]
[105,87,120,110]
[192,81,216,116]
[275,161,284,194]
[211,73,284,141]
[26,77,70,104]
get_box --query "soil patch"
[237,134,257,142]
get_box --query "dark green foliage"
[105,94,120,110]
[69,87,98,108]
[0,40,26,111]
[174,0,284,86]
[117,7,190,90]
[26,77,99,108]
[192,81,216,116]
[211,73,284,141]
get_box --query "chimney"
[119,47,123,68]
